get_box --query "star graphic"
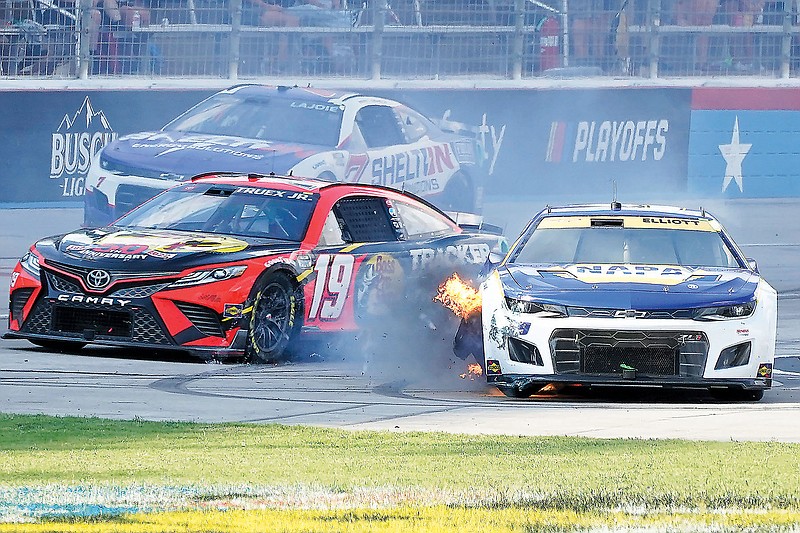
[719,116,751,193]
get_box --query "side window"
[394,201,454,239]
[355,105,405,148]
[333,196,400,243]
[395,106,431,143]
[319,210,345,246]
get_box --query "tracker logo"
[50,96,117,197]
[546,119,669,163]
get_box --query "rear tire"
[29,339,87,353]
[247,272,302,363]
[440,172,475,212]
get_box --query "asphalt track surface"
[1,198,799,442]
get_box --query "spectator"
[675,0,719,70]
[570,0,609,67]
[101,0,151,73]
[287,0,353,59]
[720,0,766,70]
[246,0,299,71]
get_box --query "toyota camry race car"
[84,84,485,227]
[7,173,505,362]
[454,203,777,401]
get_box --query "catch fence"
[2,0,800,79]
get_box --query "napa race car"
[84,84,485,227]
[6,172,505,362]
[454,203,777,401]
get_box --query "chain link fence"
[2,0,799,78]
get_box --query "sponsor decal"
[86,269,111,290]
[289,101,341,113]
[757,363,773,379]
[437,110,506,175]
[57,294,131,307]
[65,243,152,261]
[234,187,315,201]
[50,96,117,198]
[410,243,490,271]
[677,333,704,345]
[223,303,244,318]
[567,264,690,285]
[613,309,648,318]
[354,254,404,320]
[737,328,750,336]
[10,271,19,288]
[125,132,273,160]
[486,360,502,375]
[537,216,715,232]
[517,322,531,335]
[371,144,455,187]
[546,119,669,163]
[63,234,248,260]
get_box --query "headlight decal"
[169,265,247,288]
[504,296,567,317]
[693,300,756,321]
[20,251,41,278]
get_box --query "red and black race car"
[6,172,505,362]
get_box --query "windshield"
[115,184,318,242]
[511,223,743,268]
[164,94,343,147]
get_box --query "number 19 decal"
[308,254,355,320]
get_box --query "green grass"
[2,413,800,531]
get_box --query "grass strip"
[1,414,799,531]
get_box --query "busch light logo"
[50,96,117,197]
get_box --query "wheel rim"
[252,283,291,353]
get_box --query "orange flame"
[435,273,482,319]
[459,363,484,380]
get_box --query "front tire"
[440,172,475,212]
[247,273,301,363]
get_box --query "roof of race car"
[187,172,450,215]
[537,203,714,220]
[223,84,363,107]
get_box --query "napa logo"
[566,264,691,285]
[50,96,117,197]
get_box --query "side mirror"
[488,251,504,265]
[747,258,759,272]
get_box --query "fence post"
[78,0,92,79]
[647,0,660,78]
[370,0,385,79]
[561,0,569,66]
[511,0,525,79]
[781,0,791,78]
[229,0,242,79]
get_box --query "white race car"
[455,203,777,401]
[84,84,484,227]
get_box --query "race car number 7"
[308,254,355,320]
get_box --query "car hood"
[101,131,331,178]
[35,227,299,272]
[500,263,759,308]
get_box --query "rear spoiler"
[446,212,504,236]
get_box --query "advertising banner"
[380,88,693,200]
[689,88,800,198]
[1,90,214,206]
[1,86,692,206]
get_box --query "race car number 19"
[308,254,355,320]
